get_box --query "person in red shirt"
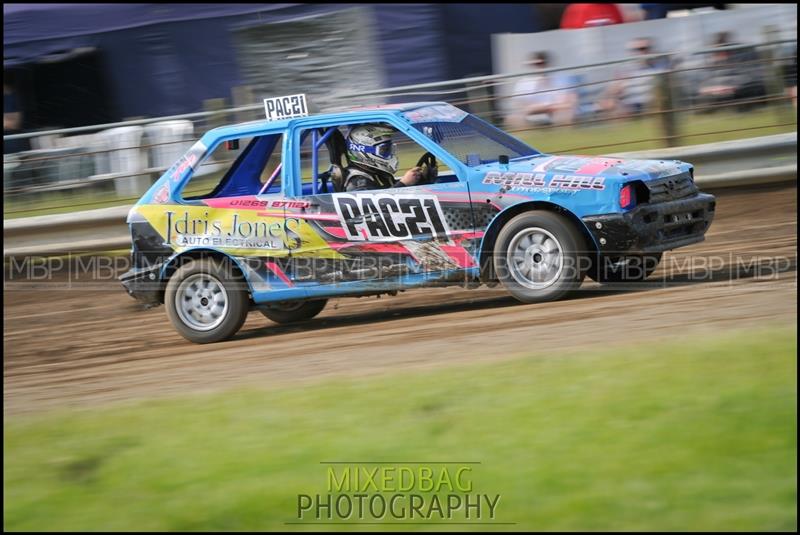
[560,3,625,29]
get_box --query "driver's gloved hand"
[399,166,423,186]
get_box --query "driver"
[343,124,425,191]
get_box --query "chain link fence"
[3,39,796,219]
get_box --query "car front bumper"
[119,264,164,305]
[582,192,716,255]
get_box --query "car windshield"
[412,114,539,166]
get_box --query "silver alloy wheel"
[506,227,564,290]
[175,273,229,332]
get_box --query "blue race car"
[121,98,715,343]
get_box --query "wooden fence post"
[656,71,679,147]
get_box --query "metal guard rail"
[3,132,796,258]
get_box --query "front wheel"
[493,211,587,303]
[259,299,328,324]
[165,258,250,344]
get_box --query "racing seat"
[328,128,350,193]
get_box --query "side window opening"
[296,122,455,196]
[298,128,334,195]
[392,129,454,180]
[181,132,283,200]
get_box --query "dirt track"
[4,184,797,415]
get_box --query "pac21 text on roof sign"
[264,94,308,121]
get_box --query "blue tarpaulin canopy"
[3,4,336,67]
[4,4,363,121]
[4,3,541,123]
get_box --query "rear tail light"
[620,183,636,209]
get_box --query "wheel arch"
[159,248,254,304]
[478,201,598,282]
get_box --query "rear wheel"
[587,253,663,283]
[165,258,249,344]
[259,299,328,324]
[493,211,587,303]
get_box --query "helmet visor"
[374,140,395,159]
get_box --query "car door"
[283,124,478,288]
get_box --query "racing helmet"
[346,125,398,176]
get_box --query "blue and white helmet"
[346,125,399,175]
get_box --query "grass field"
[4,105,796,219]
[516,105,796,154]
[4,326,796,531]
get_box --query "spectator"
[696,32,768,112]
[560,3,624,29]
[507,51,578,129]
[4,82,30,154]
[782,50,797,110]
[597,38,670,118]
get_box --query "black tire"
[259,299,328,324]
[493,211,587,303]
[165,257,250,344]
[587,253,663,283]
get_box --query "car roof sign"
[263,94,309,121]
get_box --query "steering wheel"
[415,152,438,185]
